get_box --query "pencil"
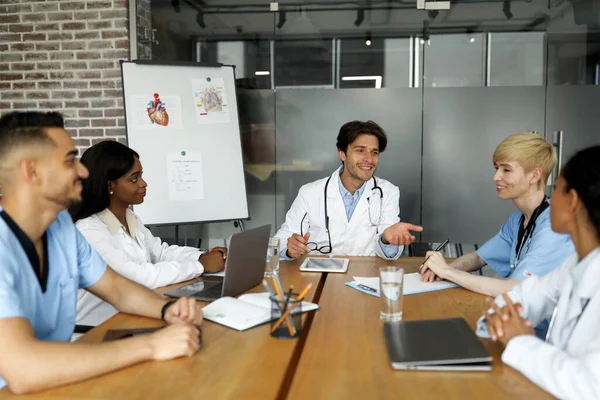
[270,283,313,333]
[272,277,296,335]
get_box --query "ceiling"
[150,0,588,40]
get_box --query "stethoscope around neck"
[510,198,549,270]
[301,175,384,254]
[324,174,384,228]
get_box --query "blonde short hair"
[493,132,557,189]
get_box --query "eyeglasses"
[301,212,332,254]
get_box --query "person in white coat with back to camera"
[275,120,423,260]
[482,145,600,400]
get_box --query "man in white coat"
[482,145,600,400]
[275,120,422,260]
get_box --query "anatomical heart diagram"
[146,93,169,126]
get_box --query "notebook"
[345,273,458,297]
[202,292,319,331]
[384,318,492,371]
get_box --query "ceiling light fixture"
[277,11,286,29]
[341,75,382,89]
[503,1,513,20]
[355,8,365,27]
[196,11,206,28]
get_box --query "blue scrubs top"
[0,207,107,389]
[477,207,574,280]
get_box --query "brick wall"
[0,0,130,151]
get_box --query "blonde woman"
[422,133,574,299]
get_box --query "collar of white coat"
[326,167,374,199]
[570,246,600,298]
[97,208,138,238]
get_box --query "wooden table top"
[0,257,551,399]
[287,257,552,400]
[0,264,324,400]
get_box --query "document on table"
[346,273,458,297]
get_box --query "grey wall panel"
[546,86,600,168]
[201,90,280,242]
[275,88,423,230]
[422,87,545,244]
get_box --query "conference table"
[0,257,552,400]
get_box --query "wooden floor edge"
[275,272,329,400]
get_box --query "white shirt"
[274,169,403,259]
[495,247,600,400]
[75,209,205,326]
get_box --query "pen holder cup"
[270,294,302,339]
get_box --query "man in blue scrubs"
[421,133,574,298]
[0,112,203,394]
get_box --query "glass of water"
[265,237,280,278]
[379,266,404,322]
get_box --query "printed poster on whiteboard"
[129,93,183,130]
[191,77,230,124]
[167,151,205,201]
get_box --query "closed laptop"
[384,318,492,371]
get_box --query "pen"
[357,283,378,294]
[419,238,450,271]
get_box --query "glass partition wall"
[141,0,600,252]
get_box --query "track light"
[503,1,513,20]
[171,0,180,13]
[354,8,364,27]
[277,11,286,29]
[196,11,206,29]
[365,31,372,46]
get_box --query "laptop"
[384,318,493,371]
[165,224,271,302]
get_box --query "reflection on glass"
[424,34,485,87]
[275,40,334,88]
[489,32,544,86]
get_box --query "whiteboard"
[121,61,249,225]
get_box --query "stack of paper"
[345,273,458,297]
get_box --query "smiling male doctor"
[274,120,422,260]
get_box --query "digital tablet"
[299,257,349,273]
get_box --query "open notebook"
[202,292,319,331]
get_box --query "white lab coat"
[75,209,204,326]
[274,169,402,259]
[496,247,600,400]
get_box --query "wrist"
[136,334,156,361]
[381,233,389,245]
[442,266,458,280]
[161,300,176,321]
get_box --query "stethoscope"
[323,174,384,227]
[510,199,549,270]
[301,175,384,254]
